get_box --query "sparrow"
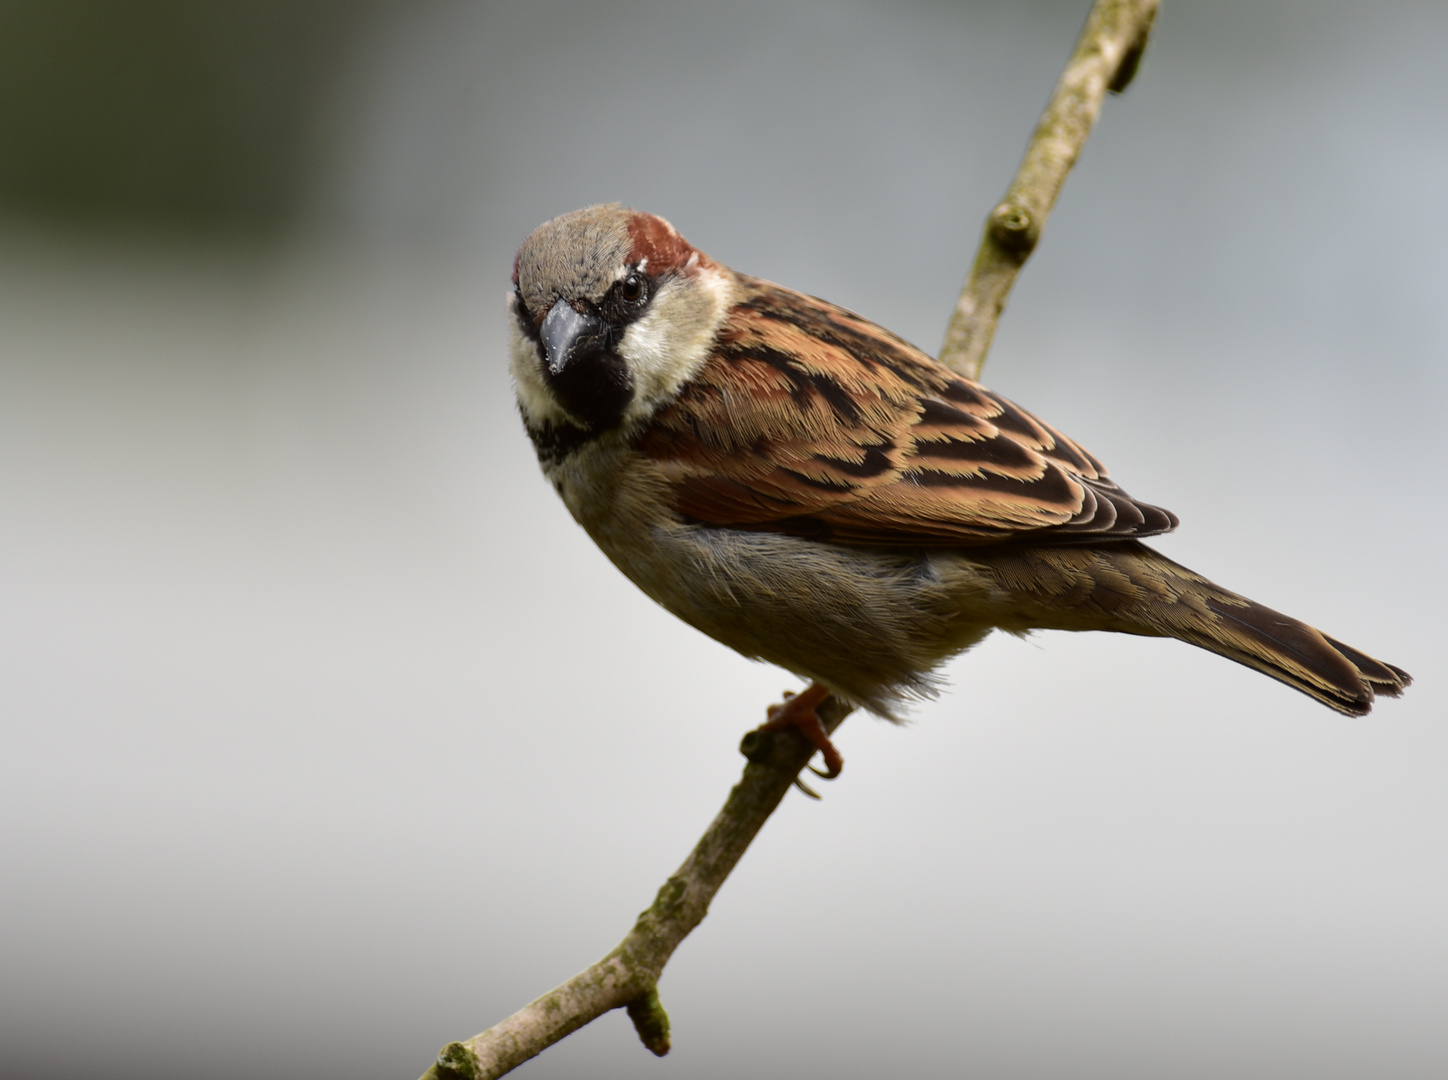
[508,203,1410,775]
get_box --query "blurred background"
[1,1,1444,1078]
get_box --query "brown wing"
[636,275,1178,546]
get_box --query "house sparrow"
[508,204,1410,774]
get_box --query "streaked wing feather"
[637,276,1178,546]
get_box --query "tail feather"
[983,541,1411,716]
[1321,633,1412,698]
[1190,595,1408,716]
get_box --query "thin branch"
[939,0,1158,381]
[421,697,853,1080]
[420,2,1159,1076]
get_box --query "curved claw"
[754,682,844,785]
[792,776,822,800]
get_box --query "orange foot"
[757,682,843,780]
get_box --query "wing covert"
[637,276,1178,546]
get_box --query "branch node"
[1109,5,1156,93]
[626,988,672,1057]
[434,1041,483,1080]
[939,0,1159,380]
[988,202,1039,258]
[738,728,773,763]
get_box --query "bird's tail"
[982,541,1411,716]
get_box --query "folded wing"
[638,275,1178,547]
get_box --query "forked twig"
[939,0,1157,380]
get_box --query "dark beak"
[540,300,607,376]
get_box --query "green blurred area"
[0,0,378,234]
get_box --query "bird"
[507,203,1410,776]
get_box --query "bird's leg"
[757,682,842,780]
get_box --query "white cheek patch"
[619,268,734,424]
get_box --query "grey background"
[1,1,1444,1078]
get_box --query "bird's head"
[509,204,734,434]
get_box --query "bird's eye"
[620,273,645,304]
